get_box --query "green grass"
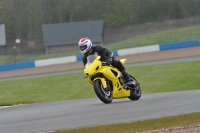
[135,61,200,93]
[53,112,200,133]
[0,51,81,64]
[0,61,199,106]
[105,25,200,50]
[0,25,200,64]
[0,54,16,64]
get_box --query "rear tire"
[128,75,141,100]
[93,79,113,104]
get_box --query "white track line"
[0,106,11,109]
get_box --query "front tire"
[93,79,113,104]
[128,75,142,100]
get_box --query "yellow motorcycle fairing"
[84,56,130,99]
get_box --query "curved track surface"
[0,56,200,133]
[0,90,200,133]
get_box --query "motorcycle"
[84,53,141,104]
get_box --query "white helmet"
[78,37,92,54]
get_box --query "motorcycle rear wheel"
[93,79,113,104]
[128,75,142,100]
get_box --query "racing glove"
[105,59,111,65]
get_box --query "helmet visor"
[80,45,87,51]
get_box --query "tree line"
[0,0,200,40]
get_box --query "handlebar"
[102,61,110,66]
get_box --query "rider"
[78,37,132,82]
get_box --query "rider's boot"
[121,70,132,82]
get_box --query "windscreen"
[87,52,98,65]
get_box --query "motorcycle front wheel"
[93,79,113,104]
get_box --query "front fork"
[93,77,107,89]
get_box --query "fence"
[1,39,200,72]
[0,16,200,65]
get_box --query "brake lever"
[102,62,107,66]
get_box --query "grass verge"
[0,61,199,106]
[53,112,200,133]
[105,25,200,50]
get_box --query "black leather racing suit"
[82,46,132,82]
[82,45,126,72]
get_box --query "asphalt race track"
[0,90,200,133]
[0,56,200,133]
